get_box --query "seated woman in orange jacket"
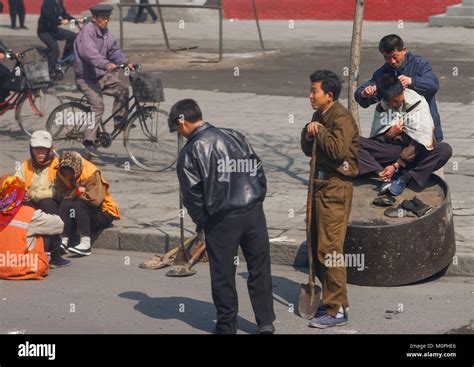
[0,175,64,280]
[55,151,120,256]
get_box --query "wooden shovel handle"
[306,138,318,286]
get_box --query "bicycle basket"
[132,73,165,103]
[3,69,27,92]
[23,60,50,89]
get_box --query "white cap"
[30,130,52,148]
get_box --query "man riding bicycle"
[37,0,77,78]
[73,4,134,156]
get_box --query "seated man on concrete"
[357,74,452,196]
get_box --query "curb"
[93,227,474,278]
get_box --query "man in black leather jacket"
[169,99,276,334]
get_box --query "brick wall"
[221,0,463,22]
[2,0,101,15]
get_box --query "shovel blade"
[173,248,191,266]
[166,266,197,277]
[139,255,174,270]
[298,283,321,319]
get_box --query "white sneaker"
[68,236,91,256]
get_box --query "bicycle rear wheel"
[15,89,62,137]
[124,106,178,172]
[45,101,91,151]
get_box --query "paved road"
[1,249,473,334]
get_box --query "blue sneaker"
[308,314,348,329]
[378,180,393,195]
[388,178,407,196]
[314,304,328,318]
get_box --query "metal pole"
[155,0,171,50]
[119,5,124,49]
[252,0,265,52]
[218,0,223,61]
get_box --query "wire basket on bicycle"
[23,60,50,89]
[131,72,165,103]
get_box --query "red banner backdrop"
[2,0,101,15]
[221,0,462,22]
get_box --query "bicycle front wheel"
[15,89,62,137]
[45,101,91,151]
[124,106,178,172]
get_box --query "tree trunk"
[348,0,365,132]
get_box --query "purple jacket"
[73,22,128,82]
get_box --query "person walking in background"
[133,0,158,23]
[8,0,26,29]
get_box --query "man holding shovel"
[169,99,275,335]
[300,70,359,328]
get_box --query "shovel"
[298,137,322,319]
[172,191,192,265]
[166,234,206,277]
[138,234,198,270]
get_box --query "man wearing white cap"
[15,130,71,268]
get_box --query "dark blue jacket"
[37,0,73,34]
[355,52,443,142]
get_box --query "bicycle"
[46,64,181,172]
[0,48,61,137]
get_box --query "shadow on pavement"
[118,291,257,334]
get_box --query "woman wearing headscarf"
[0,175,64,279]
[55,151,120,256]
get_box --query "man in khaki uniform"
[300,70,359,329]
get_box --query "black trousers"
[8,0,25,28]
[24,198,61,253]
[204,203,275,334]
[38,29,77,74]
[358,136,453,189]
[0,63,11,102]
[134,0,158,21]
[59,199,114,238]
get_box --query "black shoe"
[258,324,275,335]
[20,25,28,30]
[59,243,69,255]
[372,195,396,207]
[411,196,433,217]
[50,252,71,268]
[401,199,417,214]
[384,205,416,218]
[83,140,100,158]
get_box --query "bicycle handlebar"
[117,64,142,76]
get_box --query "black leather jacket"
[177,123,267,228]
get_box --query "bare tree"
[348,0,365,132]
